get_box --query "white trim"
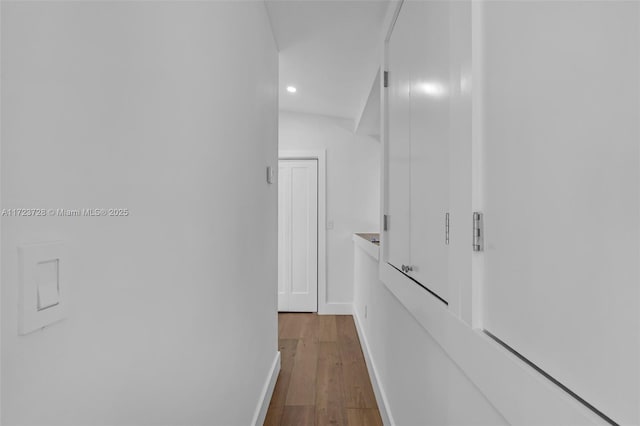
[251,351,281,426]
[279,150,327,314]
[383,0,404,43]
[469,0,485,329]
[353,310,395,426]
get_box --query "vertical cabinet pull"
[445,212,450,245]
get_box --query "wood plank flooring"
[265,314,382,426]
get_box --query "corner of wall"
[251,351,281,426]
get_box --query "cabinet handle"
[401,264,413,273]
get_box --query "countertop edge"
[352,233,380,261]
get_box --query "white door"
[386,12,412,272]
[387,0,451,302]
[278,159,318,312]
[407,0,450,299]
[479,2,639,424]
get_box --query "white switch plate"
[19,242,66,335]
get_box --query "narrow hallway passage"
[265,314,382,426]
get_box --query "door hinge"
[383,214,389,231]
[383,71,389,88]
[445,212,450,245]
[266,166,274,184]
[473,212,483,252]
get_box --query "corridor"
[265,314,382,426]
[2,0,639,424]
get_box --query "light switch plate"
[19,242,66,335]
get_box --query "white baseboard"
[252,351,281,426]
[319,302,353,315]
[353,310,395,426]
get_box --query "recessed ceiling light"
[286,86,297,93]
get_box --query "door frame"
[279,150,326,314]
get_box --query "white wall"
[1,2,278,425]
[353,246,508,425]
[279,111,380,306]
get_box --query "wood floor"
[264,313,383,426]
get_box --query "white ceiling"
[265,0,389,122]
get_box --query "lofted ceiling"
[265,0,389,122]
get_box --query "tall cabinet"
[387,0,453,303]
[480,2,639,423]
[384,1,640,424]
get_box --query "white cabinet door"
[408,0,450,301]
[481,2,639,424]
[278,159,318,312]
[386,1,451,302]
[387,9,412,272]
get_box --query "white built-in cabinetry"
[384,1,639,424]
[387,0,453,303]
[480,3,639,423]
